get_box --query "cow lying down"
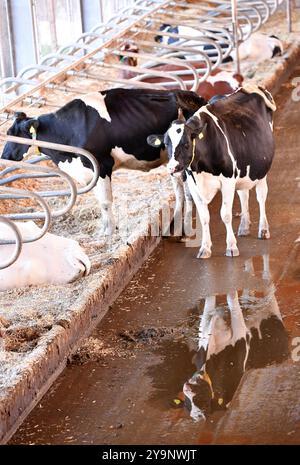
[148,85,276,258]
[0,221,90,291]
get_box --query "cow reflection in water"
[183,255,289,421]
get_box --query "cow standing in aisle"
[148,85,276,258]
[1,88,206,236]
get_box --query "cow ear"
[21,118,39,134]
[14,112,27,121]
[147,134,164,147]
[178,107,186,121]
[186,116,203,139]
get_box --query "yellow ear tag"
[29,126,41,155]
[199,132,204,140]
[202,372,214,398]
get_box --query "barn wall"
[0,0,135,78]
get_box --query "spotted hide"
[147,86,276,258]
[1,88,206,237]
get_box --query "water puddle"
[147,254,290,424]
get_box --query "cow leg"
[237,189,251,236]
[262,254,271,281]
[227,291,248,340]
[198,295,216,351]
[171,175,184,236]
[256,176,270,239]
[227,291,249,370]
[220,179,239,257]
[93,176,115,236]
[241,258,256,300]
[186,175,213,258]
[183,180,194,236]
[195,199,212,259]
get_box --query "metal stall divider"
[0,0,289,103]
[0,216,22,269]
[0,136,99,269]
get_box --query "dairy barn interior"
[0,0,300,451]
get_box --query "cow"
[234,32,283,63]
[116,42,243,100]
[1,88,206,236]
[147,85,276,258]
[154,24,231,62]
[155,25,283,64]
[0,221,90,290]
[183,257,289,421]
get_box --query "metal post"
[49,0,58,51]
[99,0,104,22]
[231,0,241,75]
[28,0,40,64]
[0,0,15,78]
[287,0,292,33]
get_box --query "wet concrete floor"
[9,64,300,445]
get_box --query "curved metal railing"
[0,136,99,269]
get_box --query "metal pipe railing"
[0,185,51,235]
[0,216,22,269]
[0,135,99,197]
[0,0,287,103]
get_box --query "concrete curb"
[1,40,300,445]
[257,40,300,93]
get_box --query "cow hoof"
[97,222,116,237]
[258,229,270,240]
[238,227,250,237]
[225,247,239,257]
[197,247,212,259]
[97,229,112,237]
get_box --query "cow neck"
[185,138,197,183]
[37,113,69,145]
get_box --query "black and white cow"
[148,85,276,258]
[155,26,282,64]
[1,88,206,236]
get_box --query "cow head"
[183,371,213,421]
[154,24,178,45]
[119,42,139,67]
[147,111,205,175]
[1,112,39,161]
